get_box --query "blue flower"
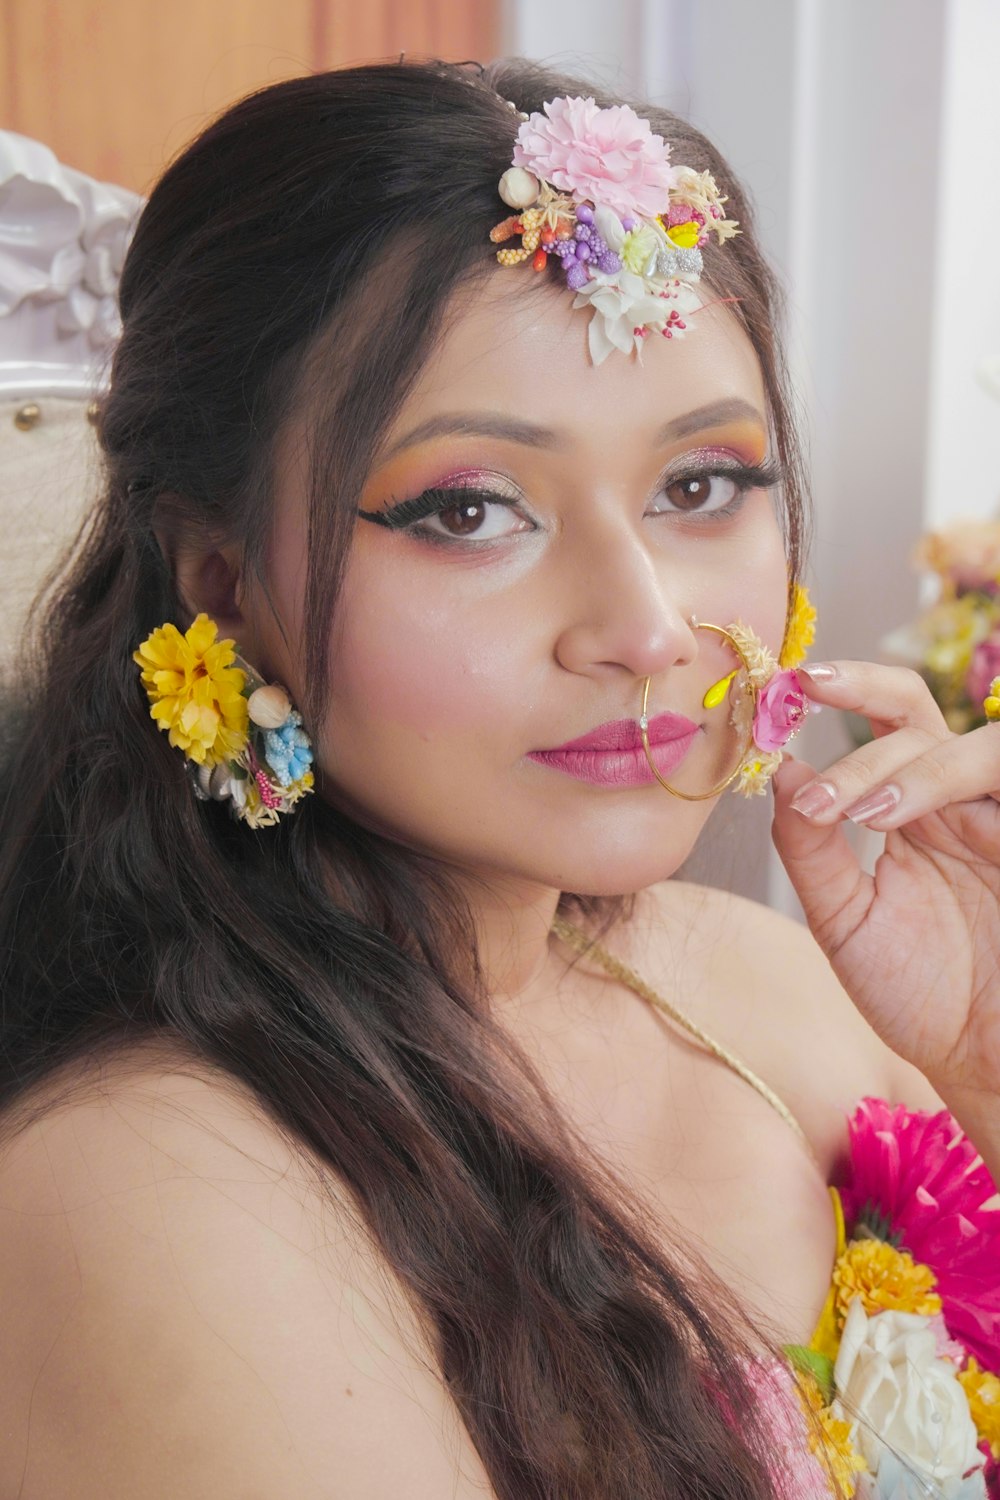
[262,711,313,788]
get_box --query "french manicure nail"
[844,784,901,825]
[789,780,837,817]
[800,663,836,681]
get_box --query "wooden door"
[0,0,503,192]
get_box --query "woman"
[0,58,997,1499]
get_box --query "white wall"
[926,0,1000,530]
[502,0,1000,913]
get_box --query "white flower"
[571,270,702,364]
[856,1448,987,1498]
[833,1300,985,1489]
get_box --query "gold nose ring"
[639,621,759,801]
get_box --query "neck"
[463,875,564,1007]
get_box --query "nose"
[551,514,698,682]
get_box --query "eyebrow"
[380,398,766,461]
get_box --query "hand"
[770,660,1000,1103]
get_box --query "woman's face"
[254,275,789,897]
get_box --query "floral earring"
[133,612,314,827]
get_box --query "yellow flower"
[958,1357,1000,1458]
[779,583,817,669]
[735,749,783,796]
[666,219,700,248]
[921,594,992,682]
[985,677,1000,721]
[620,225,659,274]
[134,612,249,767]
[794,1370,868,1494]
[833,1239,941,1323]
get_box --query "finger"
[785,725,945,825]
[771,756,874,947]
[797,660,949,740]
[798,722,1000,832]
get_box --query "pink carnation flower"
[512,96,677,221]
[839,1098,1000,1375]
[752,668,807,752]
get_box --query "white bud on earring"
[247,684,292,729]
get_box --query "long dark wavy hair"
[0,59,825,1499]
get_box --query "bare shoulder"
[620,881,947,1152]
[0,1038,494,1499]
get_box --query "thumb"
[771,754,872,946]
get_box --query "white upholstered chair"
[0,131,142,676]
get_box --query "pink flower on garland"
[512,96,677,221]
[967,633,1000,709]
[718,1358,836,1499]
[753,668,807,752]
[980,1440,1000,1499]
[839,1098,1000,1376]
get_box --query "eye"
[646,461,782,520]
[649,472,740,515]
[420,497,531,540]
[357,484,536,544]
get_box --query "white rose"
[833,1299,984,1486]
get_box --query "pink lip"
[527,712,700,788]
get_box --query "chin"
[517,830,706,899]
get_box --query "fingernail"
[789,780,837,817]
[844,783,901,825]
[800,662,836,681]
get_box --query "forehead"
[378,272,768,459]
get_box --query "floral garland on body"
[133,613,314,827]
[490,95,739,365]
[759,1100,1000,1497]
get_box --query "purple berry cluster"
[544,203,622,291]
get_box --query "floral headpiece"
[490,96,739,365]
[134,614,314,828]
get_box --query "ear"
[171,545,246,639]
[152,508,249,647]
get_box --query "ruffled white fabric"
[0,131,142,392]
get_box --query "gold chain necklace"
[550,915,820,1168]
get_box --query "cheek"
[686,506,792,655]
[324,557,524,749]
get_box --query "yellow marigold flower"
[958,1357,1000,1459]
[794,1371,868,1493]
[833,1239,941,1323]
[133,612,249,768]
[780,583,817,669]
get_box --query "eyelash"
[358,460,784,546]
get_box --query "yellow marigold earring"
[133,612,314,828]
[639,584,817,800]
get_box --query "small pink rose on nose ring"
[752,668,807,753]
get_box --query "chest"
[521,1005,844,1348]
